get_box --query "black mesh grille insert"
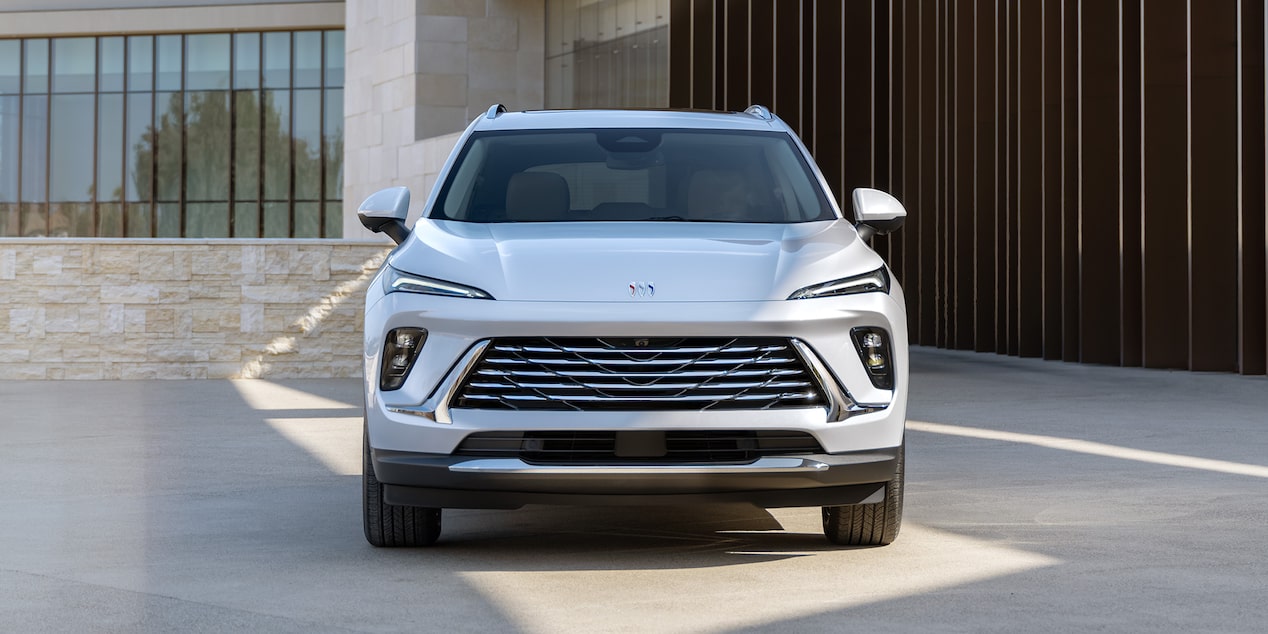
[451,337,828,411]
[455,430,826,465]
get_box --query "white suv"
[358,105,908,547]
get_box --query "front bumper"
[363,286,909,508]
[374,446,901,509]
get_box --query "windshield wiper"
[648,215,689,221]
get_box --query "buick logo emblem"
[629,281,655,297]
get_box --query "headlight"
[788,266,889,300]
[384,266,494,299]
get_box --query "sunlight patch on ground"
[231,379,358,410]
[264,417,362,475]
[460,522,1058,633]
[232,379,362,475]
[909,420,1268,478]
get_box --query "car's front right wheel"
[822,443,904,546]
[363,425,442,547]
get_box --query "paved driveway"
[2,348,1266,632]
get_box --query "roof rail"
[744,104,773,120]
[485,104,507,119]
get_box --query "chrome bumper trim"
[447,457,830,475]
[386,340,491,424]
[789,338,888,421]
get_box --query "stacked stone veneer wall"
[0,240,392,380]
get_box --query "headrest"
[686,169,749,221]
[506,172,571,222]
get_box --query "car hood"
[388,220,884,302]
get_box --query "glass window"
[234,33,260,90]
[546,0,668,108]
[324,88,343,201]
[234,201,259,237]
[1,30,342,238]
[22,202,47,236]
[128,36,153,92]
[0,40,21,94]
[185,91,230,201]
[98,202,123,237]
[324,31,344,88]
[50,94,95,202]
[53,202,93,237]
[324,201,341,238]
[186,202,228,238]
[186,34,230,90]
[293,89,321,200]
[97,94,124,202]
[234,90,260,200]
[126,202,151,237]
[294,201,320,238]
[155,201,180,237]
[52,38,95,93]
[156,35,182,91]
[263,32,290,89]
[20,94,47,202]
[100,37,125,92]
[0,204,16,236]
[125,92,152,202]
[262,201,288,237]
[293,31,322,88]
[0,96,18,202]
[262,89,290,200]
[0,93,16,236]
[24,40,48,94]
[154,91,182,201]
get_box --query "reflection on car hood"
[388,220,883,302]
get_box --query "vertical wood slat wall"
[669,0,1268,375]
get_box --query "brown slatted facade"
[669,0,1268,376]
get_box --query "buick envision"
[358,105,908,547]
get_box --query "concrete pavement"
[1,347,1266,632]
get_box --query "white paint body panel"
[361,107,909,502]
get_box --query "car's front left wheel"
[821,443,904,546]
[363,426,441,547]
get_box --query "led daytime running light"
[788,267,889,300]
[385,267,493,299]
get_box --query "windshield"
[430,128,838,223]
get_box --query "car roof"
[471,107,791,133]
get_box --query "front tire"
[363,427,442,547]
[822,443,904,546]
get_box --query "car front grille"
[451,337,828,411]
[455,430,826,464]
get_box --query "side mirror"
[358,187,411,244]
[851,188,907,241]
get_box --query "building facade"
[2,0,1265,378]
[670,0,1267,377]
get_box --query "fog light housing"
[851,327,894,390]
[380,327,426,391]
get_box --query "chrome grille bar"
[452,337,829,411]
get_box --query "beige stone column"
[342,0,545,239]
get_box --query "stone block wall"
[0,240,392,380]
